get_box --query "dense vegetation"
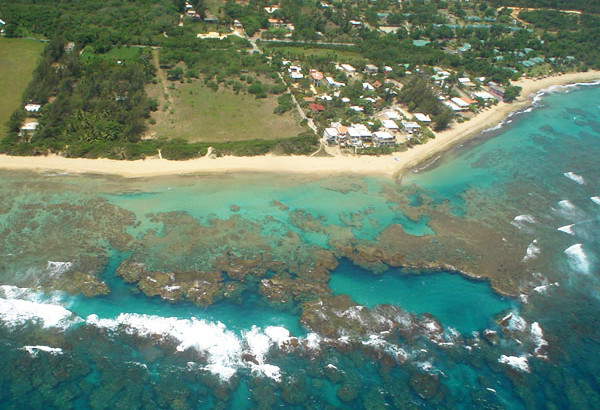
[1,0,598,158]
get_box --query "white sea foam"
[564,244,591,274]
[522,239,541,262]
[264,326,291,347]
[304,332,322,350]
[504,312,527,332]
[563,172,586,185]
[591,196,600,205]
[558,224,575,235]
[557,200,578,214]
[23,345,63,356]
[511,214,536,229]
[86,313,295,381]
[46,261,73,276]
[498,355,530,373]
[531,322,548,357]
[87,313,243,381]
[0,286,77,330]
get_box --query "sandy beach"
[1,70,599,179]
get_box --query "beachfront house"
[347,127,362,146]
[382,119,399,133]
[323,128,338,144]
[487,82,505,101]
[354,124,373,143]
[373,131,396,147]
[402,121,421,135]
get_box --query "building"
[363,64,378,74]
[472,91,495,100]
[384,111,401,120]
[382,119,399,133]
[354,124,372,142]
[340,64,355,74]
[414,113,432,123]
[450,97,469,110]
[268,18,284,28]
[264,6,279,13]
[373,131,396,147]
[323,128,338,144]
[325,76,345,88]
[308,103,325,113]
[402,121,421,134]
[362,82,375,91]
[64,42,75,53]
[487,81,505,101]
[24,103,41,113]
[309,69,323,87]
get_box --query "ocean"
[0,82,599,409]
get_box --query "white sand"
[1,70,599,179]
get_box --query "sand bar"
[1,70,599,179]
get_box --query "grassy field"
[0,37,44,137]
[147,53,304,142]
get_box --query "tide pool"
[329,260,513,333]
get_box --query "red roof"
[308,103,325,112]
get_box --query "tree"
[503,85,522,102]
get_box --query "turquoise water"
[330,260,512,333]
[1,82,600,409]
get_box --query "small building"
[20,120,39,132]
[204,14,219,23]
[264,6,279,13]
[458,77,476,88]
[268,18,284,28]
[414,113,431,123]
[64,42,75,53]
[340,64,355,74]
[349,20,362,27]
[233,20,243,28]
[363,64,378,74]
[354,124,372,142]
[385,110,401,120]
[373,131,396,147]
[487,82,505,101]
[341,97,351,103]
[472,91,495,100]
[350,105,364,112]
[402,121,421,134]
[24,103,41,113]
[323,128,339,144]
[451,97,469,109]
[309,69,323,87]
[289,72,304,81]
[362,82,375,91]
[382,119,399,132]
[303,96,316,103]
[308,103,325,113]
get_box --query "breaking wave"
[564,244,591,274]
[563,172,586,185]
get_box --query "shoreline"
[1,70,599,179]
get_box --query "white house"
[373,131,396,147]
[363,64,378,74]
[340,64,355,74]
[473,91,495,100]
[384,110,401,120]
[21,121,38,132]
[362,82,375,91]
[402,121,421,134]
[414,113,431,123]
[451,97,469,108]
[323,128,339,143]
[382,119,399,132]
[24,103,41,113]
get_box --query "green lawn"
[147,78,304,142]
[80,45,142,62]
[0,37,44,137]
